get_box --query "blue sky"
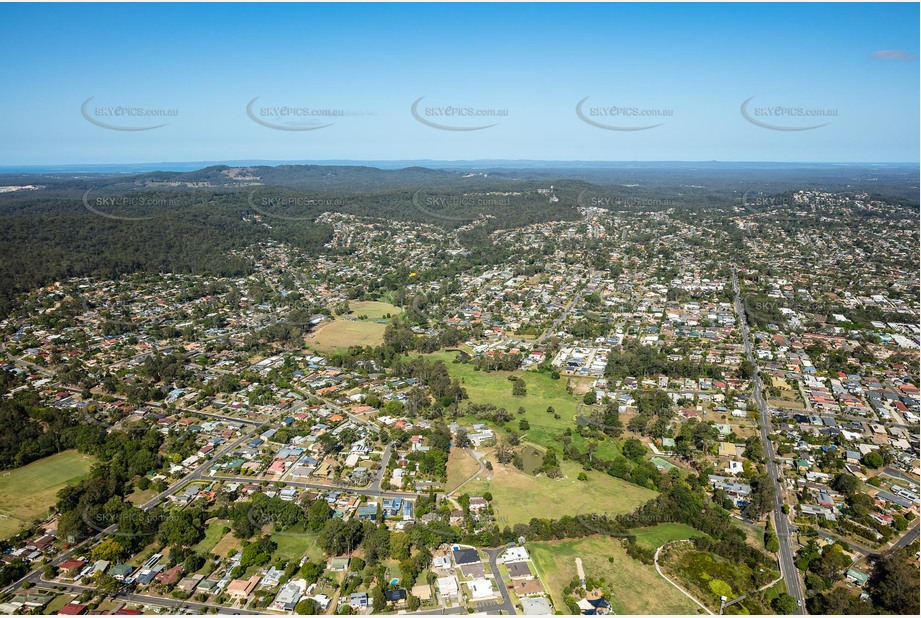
[1,2,918,165]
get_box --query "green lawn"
[193,519,231,554]
[529,535,701,615]
[0,450,96,538]
[463,458,655,526]
[428,351,621,460]
[350,301,402,320]
[629,523,706,550]
[270,526,325,563]
[42,594,76,615]
[762,579,787,603]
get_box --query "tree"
[831,472,860,497]
[362,527,391,565]
[512,379,527,397]
[94,573,120,594]
[738,359,755,379]
[93,537,129,562]
[295,599,318,615]
[862,451,884,469]
[519,419,530,431]
[299,561,324,585]
[390,532,411,561]
[583,391,597,405]
[372,585,387,612]
[496,440,514,464]
[539,449,561,477]
[406,594,420,611]
[869,546,920,614]
[764,521,780,552]
[586,439,599,463]
[744,474,776,519]
[623,438,646,461]
[429,424,452,453]
[772,593,798,614]
[307,498,332,531]
[158,510,203,548]
[602,404,623,437]
[318,519,365,556]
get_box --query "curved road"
[482,547,517,615]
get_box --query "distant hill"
[0,162,916,317]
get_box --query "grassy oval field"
[0,450,96,538]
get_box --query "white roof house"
[436,575,459,597]
[468,578,496,600]
[522,597,553,614]
[500,546,530,563]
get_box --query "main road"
[732,269,806,614]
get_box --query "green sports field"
[0,450,96,538]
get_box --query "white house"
[500,546,530,563]
[437,575,459,597]
[468,578,496,600]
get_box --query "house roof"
[452,548,480,565]
[506,561,532,578]
[58,603,87,615]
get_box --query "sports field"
[350,301,402,320]
[307,319,388,351]
[529,535,701,615]
[0,450,96,538]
